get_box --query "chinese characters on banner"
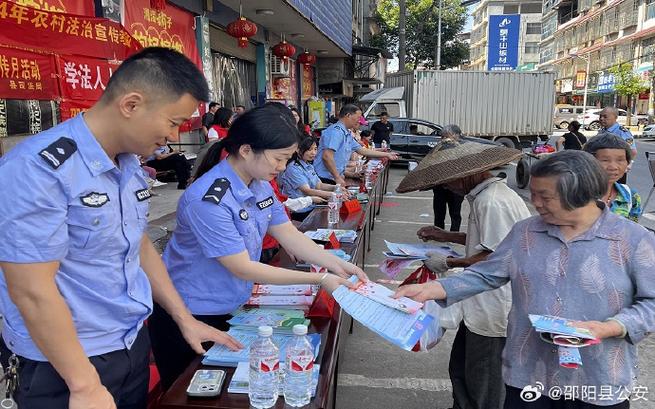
[0,0,141,60]
[272,60,298,104]
[487,14,520,71]
[302,65,315,101]
[123,0,201,68]
[575,71,587,89]
[0,46,58,100]
[59,99,94,121]
[14,0,95,17]
[597,73,615,93]
[57,55,120,101]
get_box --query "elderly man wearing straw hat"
[397,139,530,409]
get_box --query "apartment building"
[469,0,543,70]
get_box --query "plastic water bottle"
[381,140,388,150]
[249,326,280,408]
[284,325,314,407]
[365,169,372,191]
[334,184,344,206]
[327,192,339,225]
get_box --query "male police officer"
[0,48,241,409]
[599,106,637,183]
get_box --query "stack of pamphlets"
[227,361,320,395]
[202,328,321,367]
[304,229,357,243]
[529,314,600,368]
[227,307,310,334]
[245,294,315,311]
[383,240,461,260]
[251,284,316,296]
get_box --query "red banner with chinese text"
[0,46,58,100]
[302,65,315,100]
[123,0,201,68]
[13,0,95,17]
[59,99,93,121]
[57,55,120,101]
[0,0,141,61]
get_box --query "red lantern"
[298,51,317,66]
[273,41,296,60]
[227,17,258,48]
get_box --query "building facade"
[539,0,655,114]
[470,0,543,70]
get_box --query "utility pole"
[436,0,443,69]
[399,0,407,71]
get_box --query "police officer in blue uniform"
[279,136,335,220]
[0,48,241,409]
[148,104,368,389]
[599,106,637,183]
[314,104,398,185]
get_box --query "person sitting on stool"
[146,144,191,189]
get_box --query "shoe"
[152,180,167,187]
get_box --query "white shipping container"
[385,71,555,140]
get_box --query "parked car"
[582,108,648,131]
[367,117,498,161]
[643,124,655,137]
[553,105,595,129]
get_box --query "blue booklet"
[202,328,321,367]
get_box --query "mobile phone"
[186,369,226,397]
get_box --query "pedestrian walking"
[432,125,465,231]
[556,120,587,151]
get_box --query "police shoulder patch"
[256,196,275,210]
[619,125,629,132]
[202,178,231,205]
[39,137,77,169]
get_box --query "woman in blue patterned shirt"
[584,132,642,222]
[396,151,655,408]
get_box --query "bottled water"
[381,140,388,150]
[327,193,339,225]
[365,169,372,191]
[334,184,344,206]
[249,326,280,408]
[284,325,314,407]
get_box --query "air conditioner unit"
[271,55,291,76]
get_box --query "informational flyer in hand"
[529,314,600,347]
[352,279,423,313]
[333,277,434,351]
[384,241,461,260]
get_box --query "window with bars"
[526,22,542,34]
[521,3,542,13]
[648,0,655,20]
[542,16,557,39]
[504,4,519,13]
[524,42,540,54]
[642,37,655,62]
[540,46,554,64]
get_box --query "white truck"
[360,70,556,149]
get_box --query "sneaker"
[152,180,167,187]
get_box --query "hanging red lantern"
[227,17,258,48]
[298,51,317,66]
[272,40,296,60]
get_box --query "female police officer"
[149,104,367,389]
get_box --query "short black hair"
[212,107,233,128]
[102,47,209,104]
[380,111,389,117]
[360,130,372,138]
[208,102,220,110]
[339,104,362,118]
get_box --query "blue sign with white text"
[487,14,520,71]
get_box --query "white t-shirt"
[460,177,531,337]
[207,127,219,141]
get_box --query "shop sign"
[575,71,587,89]
[587,73,599,90]
[302,65,315,100]
[560,78,573,93]
[0,0,140,60]
[555,80,561,93]
[487,14,520,71]
[597,73,615,93]
[124,0,201,68]
[57,55,120,101]
[0,46,58,100]
[13,0,95,17]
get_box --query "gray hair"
[530,150,608,210]
[600,106,619,117]
[442,124,462,139]
[583,131,632,161]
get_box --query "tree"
[609,63,649,126]
[370,0,469,70]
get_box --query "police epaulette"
[619,125,629,132]
[39,137,77,169]
[202,178,230,205]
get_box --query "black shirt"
[371,121,394,144]
[562,131,587,150]
[202,112,215,129]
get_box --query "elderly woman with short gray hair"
[397,150,655,408]
[583,132,642,222]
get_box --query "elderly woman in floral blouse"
[396,150,655,409]
[583,132,642,222]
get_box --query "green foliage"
[375,0,469,69]
[609,63,648,98]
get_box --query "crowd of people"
[0,45,653,409]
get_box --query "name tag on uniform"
[135,189,151,202]
[256,196,274,210]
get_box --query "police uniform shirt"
[605,123,636,151]
[163,159,289,315]
[0,114,152,361]
[313,121,362,180]
[279,160,320,213]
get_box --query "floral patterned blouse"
[610,182,642,223]
[439,208,655,406]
